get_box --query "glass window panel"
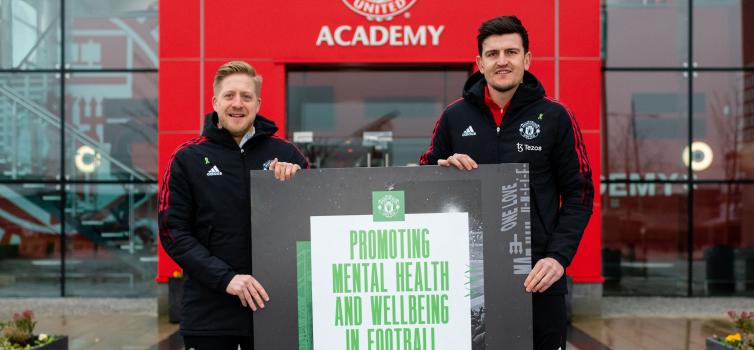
[0,183,61,297]
[602,183,688,296]
[693,184,754,296]
[65,0,158,69]
[64,72,157,181]
[0,73,61,180]
[604,72,691,179]
[287,69,469,168]
[692,72,754,180]
[0,0,61,69]
[604,0,689,67]
[693,1,751,68]
[64,183,158,297]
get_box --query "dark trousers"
[533,293,567,350]
[183,336,252,350]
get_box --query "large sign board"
[251,164,532,349]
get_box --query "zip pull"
[498,107,504,134]
[240,149,245,154]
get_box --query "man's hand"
[270,158,301,181]
[226,274,269,311]
[523,257,564,293]
[437,153,478,170]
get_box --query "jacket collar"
[201,112,279,149]
[462,70,545,118]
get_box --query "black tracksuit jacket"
[158,112,308,336]
[420,71,594,294]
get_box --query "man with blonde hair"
[159,61,308,349]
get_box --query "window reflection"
[693,72,754,180]
[65,73,157,180]
[66,0,158,69]
[602,184,688,296]
[0,184,61,297]
[693,1,750,67]
[603,1,754,296]
[604,0,689,67]
[604,72,691,177]
[0,0,159,297]
[65,183,158,297]
[287,69,469,168]
[0,74,61,180]
[693,184,754,296]
[0,0,61,69]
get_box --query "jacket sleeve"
[546,107,595,268]
[286,142,310,169]
[419,112,452,165]
[158,150,236,292]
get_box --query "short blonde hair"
[212,61,263,97]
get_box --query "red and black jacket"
[159,112,308,336]
[420,71,594,294]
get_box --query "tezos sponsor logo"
[517,142,542,153]
[519,120,541,140]
[342,0,417,22]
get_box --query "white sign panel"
[310,213,471,350]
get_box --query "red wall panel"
[559,59,602,131]
[530,60,555,98]
[559,0,601,58]
[202,0,556,62]
[500,0,556,58]
[159,0,200,58]
[159,61,201,131]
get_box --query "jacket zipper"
[481,104,499,135]
[497,108,503,135]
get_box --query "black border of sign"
[250,164,532,349]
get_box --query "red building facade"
[156,0,602,291]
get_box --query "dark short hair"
[477,16,529,55]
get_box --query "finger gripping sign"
[250,165,532,349]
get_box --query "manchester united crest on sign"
[372,191,405,221]
[342,0,417,22]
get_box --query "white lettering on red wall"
[317,0,444,47]
[316,25,444,47]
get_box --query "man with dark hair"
[420,16,594,349]
[159,61,308,349]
